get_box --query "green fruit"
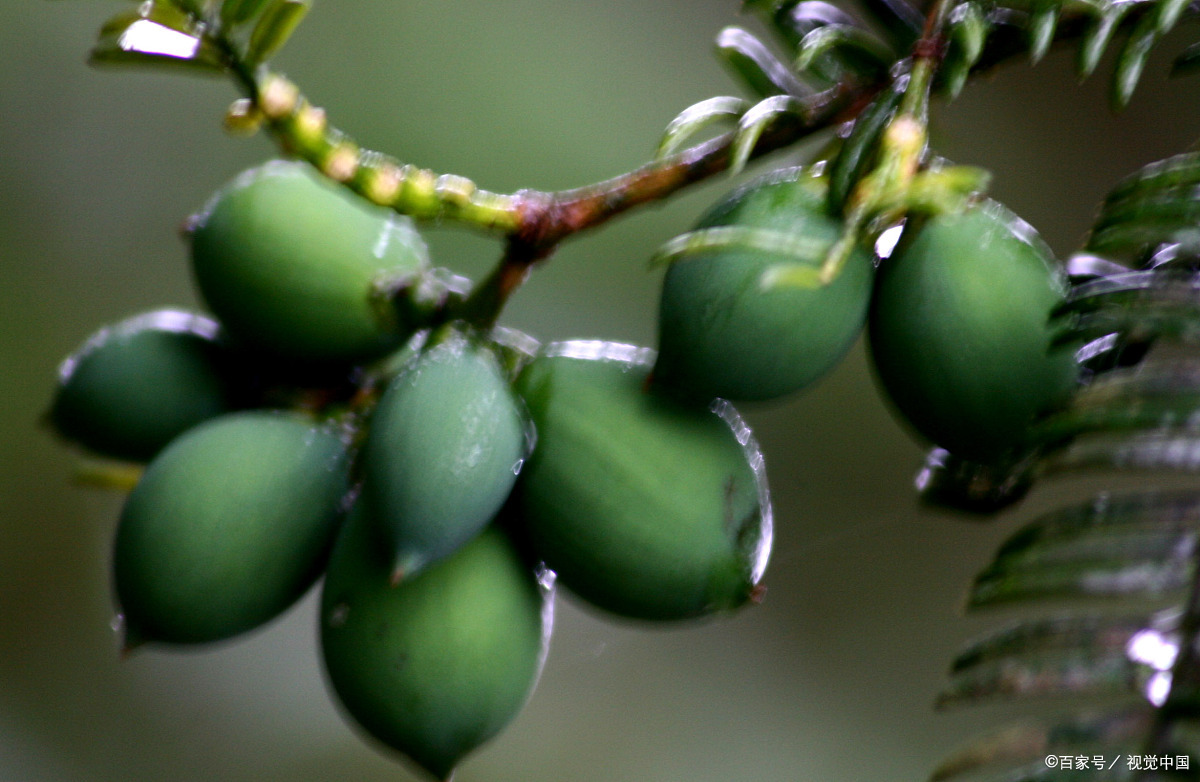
[512,341,772,621]
[113,411,349,645]
[360,326,528,580]
[320,507,549,781]
[189,159,429,363]
[867,200,1079,462]
[50,310,236,462]
[655,166,874,402]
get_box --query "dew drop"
[511,458,525,476]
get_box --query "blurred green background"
[3,1,1200,780]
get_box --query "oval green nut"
[189,159,429,363]
[360,326,528,581]
[50,309,237,462]
[867,200,1079,462]
[113,411,350,646]
[320,506,551,781]
[655,166,874,402]
[512,341,773,621]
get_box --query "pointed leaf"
[1077,3,1132,80]
[729,94,804,174]
[940,4,991,100]
[764,0,861,51]
[1028,0,1060,64]
[1060,303,1167,345]
[938,612,1173,708]
[1156,0,1190,35]
[245,0,310,65]
[1035,361,1200,444]
[949,2,988,65]
[91,2,224,72]
[1044,431,1200,475]
[969,532,1196,607]
[983,490,1200,564]
[931,707,1155,781]
[1102,153,1200,206]
[655,96,750,159]
[1088,218,1200,258]
[1111,14,1159,110]
[938,55,972,100]
[795,24,894,82]
[221,0,272,27]
[1094,192,1200,239]
[714,26,810,99]
[1052,269,1159,318]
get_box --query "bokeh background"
[3,1,1200,780]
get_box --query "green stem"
[900,0,958,122]
[200,0,1166,323]
[208,19,876,249]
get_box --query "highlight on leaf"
[938,611,1180,708]
[750,0,885,84]
[1112,13,1161,110]
[730,94,810,174]
[1078,3,1133,79]
[91,1,224,72]
[967,491,1200,608]
[656,96,751,160]
[1087,152,1200,258]
[940,1,989,98]
[715,26,811,99]
[793,24,894,82]
[244,0,310,65]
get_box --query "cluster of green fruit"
[49,152,1075,777]
[49,160,774,779]
[656,165,1080,463]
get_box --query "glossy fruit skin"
[320,506,550,781]
[655,167,874,402]
[512,341,772,621]
[50,310,236,462]
[867,200,1079,462]
[113,411,349,645]
[189,159,428,363]
[359,327,528,580]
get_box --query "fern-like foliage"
[658,0,1200,180]
[924,154,1200,781]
